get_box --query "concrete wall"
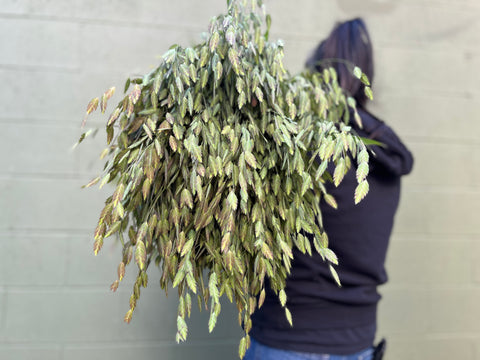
[0,0,479,359]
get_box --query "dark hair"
[306,18,373,108]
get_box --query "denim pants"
[243,338,374,360]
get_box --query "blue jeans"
[243,338,374,360]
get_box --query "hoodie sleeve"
[356,109,414,177]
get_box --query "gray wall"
[1,0,479,359]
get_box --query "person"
[244,18,414,360]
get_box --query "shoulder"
[354,108,385,135]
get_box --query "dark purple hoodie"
[250,109,414,355]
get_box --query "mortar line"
[0,12,206,33]
[0,228,93,236]
[0,288,7,335]
[1,337,240,347]
[401,136,480,146]
[0,63,80,74]
[0,172,101,181]
[393,230,480,238]
[402,184,480,193]
[2,12,480,55]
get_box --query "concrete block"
[180,297,243,341]
[470,52,480,94]
[238,1,480,53]
[30,0,130,20]
[71,0,226,28]
[472,241,480,284]
[334,0,398,19]
[138,0,226,28]
[267,1,337,39]
[473,339,480,360]
[0,69,81,121]
[0,123,79,175]
[78,23,197,73]
[72,128,110,176]
[65,234,132,286]
[0,234,67,286]
[27,0,76,17]
[73,123,122,180]
[3,288,126,342]
[0,346,62,360]
[75,70,134,131]
[386,238,430,285]
[116,286,241,343]
[429,289,480,333]
[66,237,243,337]
[394,189,480,236]
[116,289,177,342]
[368,2,480,51]
[423,338,475,360]
[0,177,108,231]
[384,338,475,360]
[64,341,237,360]
[381,338,426,360]
[65,233,169,288]
[0,0,28,14]
[0,18,79,68]
[405,141,480,188]
[3,287,239,343]
[267,0,405,41]
[273,37,321,75]
[375,46,474,96]
[377,288,429,334]
[0,288,5,341]
[369,94,478,142]
[427,240,474,285]
[421,0,480,4]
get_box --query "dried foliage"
[78,0,371,357]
